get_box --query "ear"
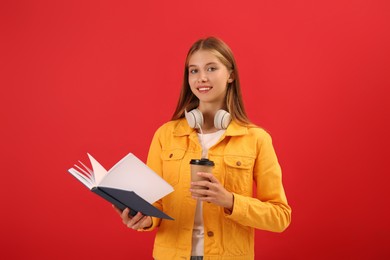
[227,72,234,83]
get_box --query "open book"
[68,153,174,220]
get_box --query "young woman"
[114,37,291,260]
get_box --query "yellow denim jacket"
[145,118,291,260]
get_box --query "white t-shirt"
[191,130,225,256]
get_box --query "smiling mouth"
[197,86,212,92]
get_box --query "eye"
[207,67,217,72]
[189,69,198,74]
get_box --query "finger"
[142,216,152,229]
[127,212,144,228]
[204,173,220,184]
[191,180,214,190]
[133,215,151,230]
[129,215,150,230]
[197,172,220,184]
[121,208,132,223]
[197,171,212,180]
[190,187,210,198]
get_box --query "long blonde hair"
[171,37,251,125]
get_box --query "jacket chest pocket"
[161,149,186,187]
[224,156,254,195]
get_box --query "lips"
[197,86,212,93]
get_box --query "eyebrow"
[188,62,219,68]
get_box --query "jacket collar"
[173,118,248,137]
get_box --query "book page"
[100,153,173,204]
[68,168,94,189]
[87,153,108,185]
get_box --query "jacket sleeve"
[226,130,292,232]
[141,126,164,231]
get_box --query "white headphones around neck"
[185,109,232,130]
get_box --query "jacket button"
[169,153,173,158]
[207,231,214,237]
[236,161,241,166]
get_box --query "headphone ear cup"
[214,110,232,130]
[185,109,204,129]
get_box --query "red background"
[1,0,389,259]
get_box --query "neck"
[197,102,225,133]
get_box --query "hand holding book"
[113,206,153,230]
[68,153,174,220]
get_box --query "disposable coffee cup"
[190,158,214,190]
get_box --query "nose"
[197,71,208,83]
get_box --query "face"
[187,50,233,108]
